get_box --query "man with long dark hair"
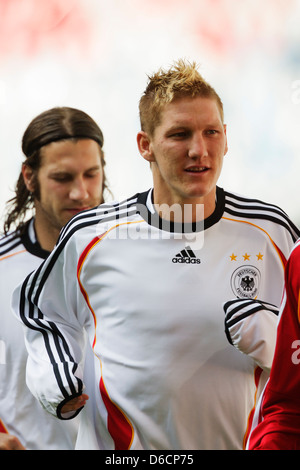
[0,107,108,449]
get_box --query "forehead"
[158,96,223,130]
[40,139,102,170]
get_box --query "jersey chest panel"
[76,217,285,448]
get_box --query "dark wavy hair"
[3,107,108,235]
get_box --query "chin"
[184,189,210,200]
[189,184,216,198]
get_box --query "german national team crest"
[230,265,261,299]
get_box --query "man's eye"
[170,131,188,138]
[85,172,99,178]
[52,175,71,182]
[206,129,218,135]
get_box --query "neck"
[34,220,60,251]
[152,189,217,223]
[33,206,61,252]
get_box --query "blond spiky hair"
[139,59,224,136]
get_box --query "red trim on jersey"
[0,419,8,433]
[273,242,288,270]
[78,234,134,449]
[99,377,133,450]
[243,366,263,449]
[78,237,99,267]
[77,235,105,348]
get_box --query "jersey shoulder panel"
[223,190,300,243]
[57,193,142,244]
[26,193,144,300]
[0,231,23,259]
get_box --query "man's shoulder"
[57,192,145,244]
[223,189,288,217]
[0,230,23,259]
[223,188,300,241]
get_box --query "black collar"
[136,186,225,233]
[20,219,50,260]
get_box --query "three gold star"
[230,252,264,261]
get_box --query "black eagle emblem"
[241,275,254,292]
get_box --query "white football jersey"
[0,220,78,449]
[12,188,300,449]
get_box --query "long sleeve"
[12,237,88,419]
[223,298,279,371]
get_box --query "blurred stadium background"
[1,0,300,226]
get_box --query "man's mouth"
[185,166,208,173]
[66,207,90,213]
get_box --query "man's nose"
[187,133,208,159]
[69,178,89,200]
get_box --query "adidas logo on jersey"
[172,246,201,264]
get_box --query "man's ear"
[137,131,155,163]
[21,163,35,192]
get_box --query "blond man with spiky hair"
[12,60,299,450]
[137,59,227,222]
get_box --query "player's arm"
[12,238,88,420]
[223,298,279,371]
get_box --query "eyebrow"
[166,121,223,132]
[50,165,101,174]
[48,166,101,178]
